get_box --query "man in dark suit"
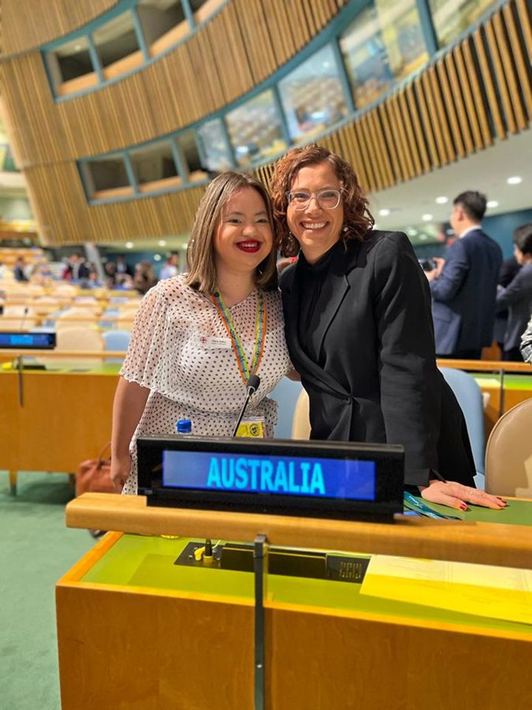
[427,191,502,359]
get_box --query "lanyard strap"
[213,290,266,387]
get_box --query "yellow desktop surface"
[80,533,532,637]
[57,497,532,709]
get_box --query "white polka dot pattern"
[120,275,292,494]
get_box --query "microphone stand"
[232,375,260,437]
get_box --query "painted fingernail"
[460,503,468,511]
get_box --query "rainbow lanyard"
[213,289,266,388]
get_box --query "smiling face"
[287,162,344,263]
[213,187,273,280]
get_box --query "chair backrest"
[485,398,532,497]
[268,377,303,439]
[439,367,485,479]
[56,307,97,330]
[292,388,311,440]
[0,305,38,331]
[54,326,104,365]
[102,329,131,362]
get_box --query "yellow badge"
[236,417,265,438]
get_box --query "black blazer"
[280,230,476,488]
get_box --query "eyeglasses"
[286,189,343,211]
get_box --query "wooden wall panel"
[503,3,532,119]
[493,9,528,130]
[3,0,532,247]
[24,162,205,246]
[404,83,431,174]
[1,0,118,55]
[1,0,344,167]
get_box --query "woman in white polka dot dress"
[111,172,295,494]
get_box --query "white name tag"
[197,335,231,349]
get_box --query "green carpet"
[0,471,94,710]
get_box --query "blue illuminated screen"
[162,451,376,501]
[0,333,55,348]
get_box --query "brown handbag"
[75,442,116,497]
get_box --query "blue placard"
[162,451,376,501]
[0,332,55,348]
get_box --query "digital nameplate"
[0,332,56,349]
[162,451,376,501]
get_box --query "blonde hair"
[185,172,278,294]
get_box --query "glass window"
[340,0,428,109]
[197,119,234,172]
[92,12,140,69]
[82,155,131,198]
[429,0,498,48]
[191,0,223,24]
[279,45,348,142]
[129,141,180,191]
[137,0,188,54]
[226,91,287,167]
[175,131,207,182]
[46,37,95,91]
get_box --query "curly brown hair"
[270,145,375,257]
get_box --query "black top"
[297,242,342,364]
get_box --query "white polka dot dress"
[120,275,292,494]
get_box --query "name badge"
[236,416,265,438]
[197,335,231,349]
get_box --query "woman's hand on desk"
[420,480,507,510]
[110,455,131,492]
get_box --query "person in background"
[104,261,118,288]
[133,260,157,295]
[496,224,532,361]
[115,255,133,278]
[426,191,503,359]
[270,145,505,512]
[493,254,521,354]
[111,172,294,493]
[62,252,90,281]
[159,252,180,280]
[521,313,532,363]
[13,257,28,282]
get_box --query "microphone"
[19,306,29,332]
[232,374,261,436]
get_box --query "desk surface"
[0,361,121,375]
[422,498,532,525]
[473,373,532,389]
[80,533,532,638]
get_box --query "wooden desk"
[57,497,532,710]
[0,360,119,493]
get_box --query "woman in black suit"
[271,145,505,511]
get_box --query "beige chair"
[56,307,97,330]
[0,305,38,331]
[292,389,311,439]
[54,327,104,365]
[485,398,532,497]
[33,295,61,316]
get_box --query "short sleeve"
[120,284,173,392]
